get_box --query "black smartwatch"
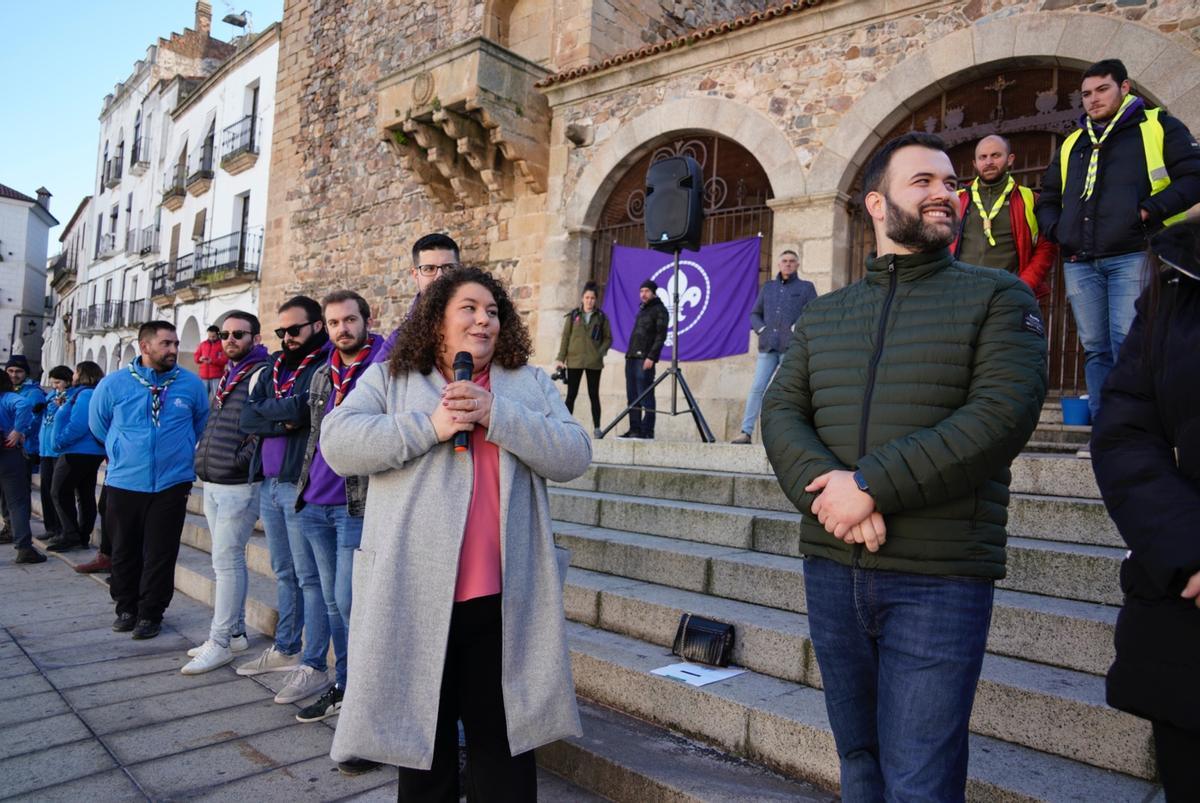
[852,470,870,495]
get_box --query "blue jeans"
[296,502,348,688]
[203,482,261,648]
[803,557,994,802]
[738,351,783,437]
[624,359,656,437]
[1062,252,1145,418]
[259,479,304,655]
[0,448,32,550]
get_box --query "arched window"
[589,135,774,298]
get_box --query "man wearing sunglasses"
[379,232,461,359]
[238,296,330,686]
[184,311,271,674]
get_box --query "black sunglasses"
[218,330,252,341]
[274,321,316,339]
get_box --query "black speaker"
[644,155,704,253]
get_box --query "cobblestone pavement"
[0,521,594,802]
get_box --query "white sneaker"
[236,645,301,676]
[1076,447,1092,459]
[274,664,331,704]
[188,633,249,658]
[181,640,234,675]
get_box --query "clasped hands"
[806,470,887,553]
[431,380,493,442]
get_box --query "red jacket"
[194,338,228,380]
[952,183,1057,299]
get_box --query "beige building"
[261,0,1200,438]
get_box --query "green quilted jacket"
[761,248,1048,579]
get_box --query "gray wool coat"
[319,360,591,769]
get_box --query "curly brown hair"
[388,267,531,376]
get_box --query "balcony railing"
[77,304,104,333]
[150,262,172,298]
[124,228,138,256]
[172,253,196,289]
[162,164,186,202]
[102,300,123,329]
[104,157,123,189]
[131,136,150,166]
[124,299,152,327]
[195,229,263,280]
[221,115,258,160]
[138,226,160,256]
[187,145,215,185]
[97,232,119,259]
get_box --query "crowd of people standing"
[0,57,1196,802]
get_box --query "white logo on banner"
[651,260,711,348]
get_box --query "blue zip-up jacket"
[749,273,818,354]
[0,392,33,446]
[14,380,43,451]
[89,359,208,492]
[38,389,68,458]
[53,386,106,456]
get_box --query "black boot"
[14,548,47,564]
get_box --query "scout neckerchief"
[272,349,321,399]
[127,361,179,427]
[1081,93,1138,201]
[330,334,378,407]
[970,175,1016,247]
[215,359,262,408]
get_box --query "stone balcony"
[376,37,551,210]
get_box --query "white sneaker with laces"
[181,640,234,675]
[236,645,301,676]
[188,633,249,658]
[274,664,331,704]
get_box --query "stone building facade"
[262,0,1200,439]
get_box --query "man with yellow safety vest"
[952,134,1058,299]
[1037,58,1200,426]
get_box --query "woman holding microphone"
[320,267,590,801]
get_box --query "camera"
[549,366,568,383]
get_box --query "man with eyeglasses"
[238,296,330,684]
[379,232,461,358]
[183,311,271,674]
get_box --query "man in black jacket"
[619,279,669,439]
[237,296,330,696]
[1036,58,1200,424]
[183,311,270,674]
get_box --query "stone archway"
[121,344,135,368]
[808,12,1200,201]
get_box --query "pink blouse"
[454,367,502,602]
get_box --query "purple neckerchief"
[229,344,271,376]
[378,293,422,360]
[1075,94,1145,133]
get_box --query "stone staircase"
[33,438,1163,801]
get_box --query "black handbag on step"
[671,613,735,667]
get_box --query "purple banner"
[602,237,761,361]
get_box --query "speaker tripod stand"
[599,249,715,443]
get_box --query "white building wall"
[0,195,55,372]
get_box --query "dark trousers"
[397,594,536,803]
[97,485,111,557]
[52,453,104,546]
[564,368,602,429]
[1153,720,1200,801]
[107,483,191,622]
[39,456,60,535]
[623,359,656,437]
[0,448,33,550]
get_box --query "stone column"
[767,191,853,293]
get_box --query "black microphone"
[452,351,473,453]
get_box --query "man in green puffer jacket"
[761,132,1047,802]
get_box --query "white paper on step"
[650,662,746,687]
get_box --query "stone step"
[553,523,1118,677]
[566,623,1158,802]
[539,700,833,802]
[563,568,1150,778]
[556,462,1116,546]
[549,489,1127,605]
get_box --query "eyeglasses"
[218,330,252,341]
[415,263,461,277]
[274,321,316,339]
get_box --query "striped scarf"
[272,349,322,399]
[215,360,262,408]
[1081,93,1139,201]
[126,362,179,427]
[330,334,378,406]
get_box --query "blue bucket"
[1060,397,1091,426]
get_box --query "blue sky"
[0,0,282,242]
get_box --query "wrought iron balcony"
[124,228,138,256]
[222,116,258,159]
[172,253,197,291]
[97,232,119,260]
[102,300,123,329]
[130,136,150,172]
[124,299,153,328]
[103,157,123,189]
[138,226,160,256]
[186,145,215,195]
[194,229,262,282]
[77,303,105,333]
[149,262,172,299]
